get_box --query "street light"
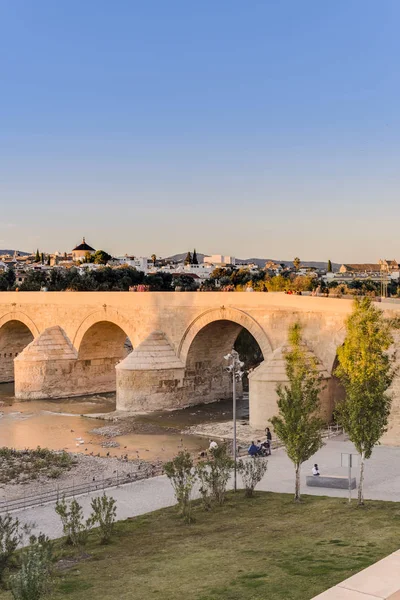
[224,349,245,491]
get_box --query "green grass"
[2,492,400,600]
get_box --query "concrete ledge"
[306,475,356,490]
[311,549,400,599]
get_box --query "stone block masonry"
[0,292,399,445]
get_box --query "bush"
[238,457,268,497]
[10,539,52,600]
[195,464,213,511]
[89,494,117,544]
[55,497,90,547]
[164,451,196,523]
[0,515,32,585]
[196,445,234,507]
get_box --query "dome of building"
[72,237,95,252]
[72,237,96,261]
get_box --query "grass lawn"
[2,492,400,600]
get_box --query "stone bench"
[306,475,356,490]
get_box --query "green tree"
[184,251,192,265]
[40,253,44,265]
[5,267,16,289]
[83,251,93,263]
[327,259,332,273]
[266,275,289,292]
[334,298,395,505]
[164,451,196,523]
[174,275,197,291]
[270,323,325,502]
[93,250,111,265]
[293,257,301,271]
[89,494,117,544]
[151,254,157,266]
[192,249,198,265]
[34,249,40,263]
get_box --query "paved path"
[11,437,400,540]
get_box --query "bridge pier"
[14,326,126,399]
[248,345,334,430]
[14,327,78,399]
[116,331,186,411]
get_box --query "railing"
[0,464,164,514]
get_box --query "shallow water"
[0,383,248,462]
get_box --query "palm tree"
[293,257,301,271]
[151,254,157,266]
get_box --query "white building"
[204,255,236,267]
[117,256,150,273]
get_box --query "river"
[0,383,248,462]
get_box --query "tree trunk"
[294,464,301,502]
[358,452,365,506]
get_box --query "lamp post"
[224,349,245,491]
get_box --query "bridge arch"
[0,312,38,383]
[72,308,134,353]
[178,307,272,364]
[72,308,133,394]
[178,307,272,407]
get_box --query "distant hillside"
[0,249,30,256]
[165,253,340,271]
[165,252,207,263]
[237,258,341,271]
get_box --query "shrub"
[164,451,196,523]
[10,539,52,600]
[238,457,268,497]
[0,515,32,585]
[89,494,117,544]
[55,497,90,547]
[196,445,234,507]
[195,464,212,511]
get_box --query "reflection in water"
[0,383,248,462]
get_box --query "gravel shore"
[0,453,161,501]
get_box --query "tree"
[334,298,395,505]
[83,251,93,263]
[195,445,234,506]
[151,254,157,266]
[237,457,268,497]
[0,515,32,585]
[34,249,40,263]
[192,249,198,265]
[55,497,91,547]
[293,257,301,271]
[164,451,196,523]
[270,323,325,502]
[173,275,197,291]
[89,494,117,544]
[327,259,332,273]
[93,250,111,265]
[184,251,192,265]
[40,253,44,265]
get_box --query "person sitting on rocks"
[248,441,260,457]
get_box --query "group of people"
[247,427,272,457]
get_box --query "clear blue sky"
[1,1,400,262]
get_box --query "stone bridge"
[0,292,399,444]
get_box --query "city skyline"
[2,1,400,261]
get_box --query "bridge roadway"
[0,292,399,440]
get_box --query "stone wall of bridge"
[0,292,399,444]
